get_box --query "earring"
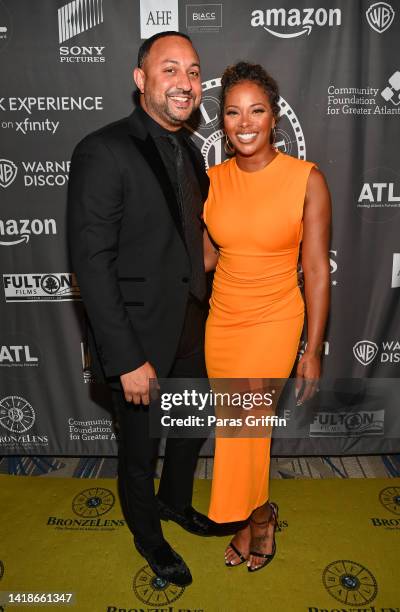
[271,126,277,146]
[224,134,235,155]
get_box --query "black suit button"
[182,277,189,283]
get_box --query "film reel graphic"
[72,487,115,517]
[133,565,184,606]
[379,486,400,515]
[323,560,378,606]
[187,77,306,169]
[0,395,35,433]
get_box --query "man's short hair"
[137,31,193,68]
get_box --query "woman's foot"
[224,523,251,566]
[248,502,278,571]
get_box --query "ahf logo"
[0,158,17,188]
[366,1,395,34]
[353,340,379,366]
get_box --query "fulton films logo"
[366,1,395,33]
[140,0,179,39]
[250,6,341,38]
[58,0,105,62]
[392,253,400,288]
[3,273,81,302]
[188,77,306,169]
[186,4,223,33]
[0,218,57,246]
[0,159,17,188]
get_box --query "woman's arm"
[204,228,219,272]
[296,167,332,404]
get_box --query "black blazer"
[67,109,209,382]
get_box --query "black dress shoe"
[157,497,219,536]
[134,539,192,587]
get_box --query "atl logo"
[0,159,17,188]
[366,1,395,33]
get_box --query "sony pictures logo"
[366,1,395,34]
[58,0,105,63]
[250,6,341,38]
[3,273,81,302]
[186,4,222,33]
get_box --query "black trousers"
[112,296,207,549]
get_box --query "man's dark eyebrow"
[162,59,200,68]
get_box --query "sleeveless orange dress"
[204,151,316,523]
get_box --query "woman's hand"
[295,350,321,405]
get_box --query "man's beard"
[145,91,195,126]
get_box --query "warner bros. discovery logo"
[0,158,17,188]
[366,1,395,34]
[392,253,400,288]
[353,339,400,365]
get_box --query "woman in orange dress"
[203,62,331,572]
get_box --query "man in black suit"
[68,32,215,586]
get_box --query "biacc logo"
[366,1,395,34]
[188,77,306,169]
[250,6,341,38]
[58,0,105,63]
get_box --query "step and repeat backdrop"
[0,0,399,456]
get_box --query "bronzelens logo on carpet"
[322,560,378,607]
[370,486,400,530]
[133,565,185,606]
[46,487,125,531]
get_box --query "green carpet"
[1,475,399,611]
